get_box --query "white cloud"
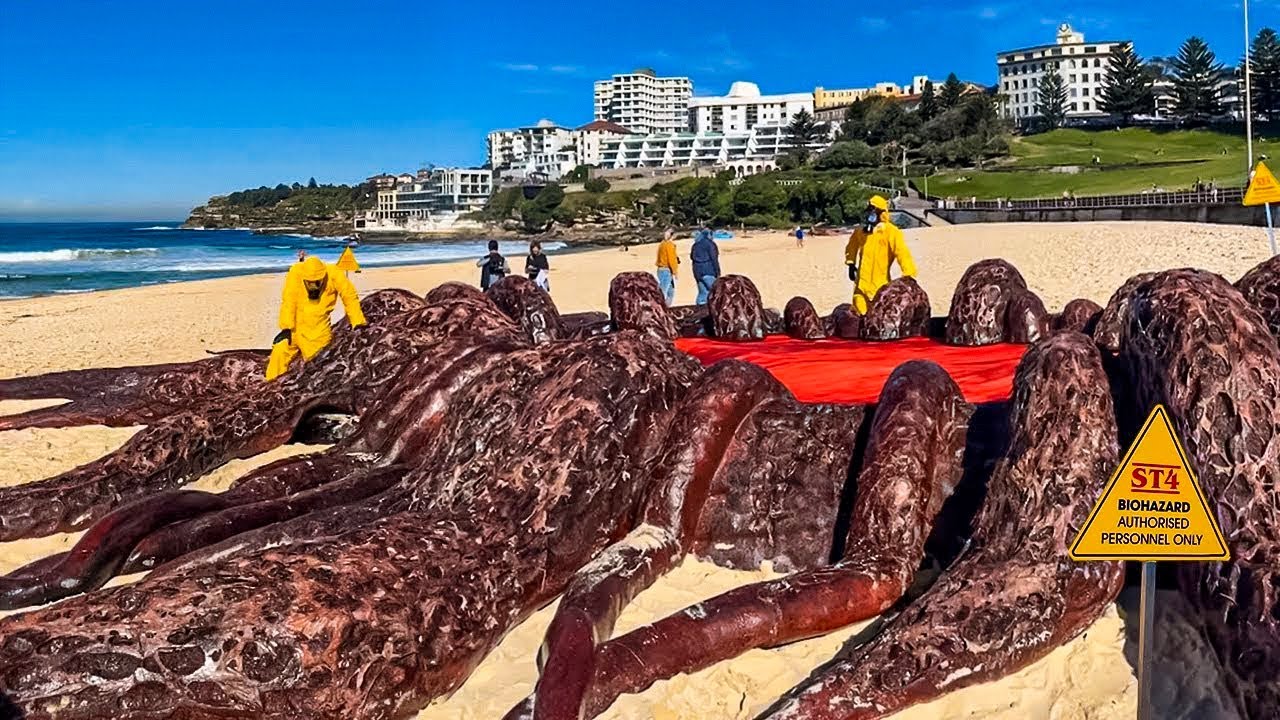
[549,65,580,74]
[860,17,889,30]
[501,63,540,72]
[978,6,1000,18]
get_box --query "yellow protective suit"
[265,256,366,381]
[844,211,917,315]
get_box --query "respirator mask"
[862,208,881,233]
[304,277,328,300]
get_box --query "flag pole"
[1246,0,1255,173]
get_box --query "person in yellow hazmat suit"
[844,195,917,314]
[264,255,366,381]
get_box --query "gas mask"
[862,208,882,233]
[304,276,328,300]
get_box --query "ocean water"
[0,223,562,299]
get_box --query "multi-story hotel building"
[593,69,693,134]
[997,24,1127,121]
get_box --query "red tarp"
[674,335,1027,405]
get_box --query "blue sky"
[0,0,1270,220]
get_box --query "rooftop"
[576,120,634,134]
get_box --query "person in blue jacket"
[691,226,721,305]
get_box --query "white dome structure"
[727,81,762,98]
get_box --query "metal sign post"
[1070,406,1230,720]
[1268,202,1277,256]
[1137,561,1156,720]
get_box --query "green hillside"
[917,128,1268,199]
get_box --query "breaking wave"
[0,248,160,263]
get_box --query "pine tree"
[1101,43,1155,122]
[308,177,318,188]
[940,73,964,109]
[1172,36,1225,120]
[918,80,938,121]
[1036,69,1069,128]
[785,109,822,164]
[1249,28,1280,120]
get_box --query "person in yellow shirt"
[844,195,917,314]
[265,255,366,381]
[654,228,680,305]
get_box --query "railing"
[929,187,1244,211]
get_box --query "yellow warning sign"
[1070,405,1229,562]
[1244,161,1280,206]
[336,246,361,273]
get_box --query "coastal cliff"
[183,182,376,237]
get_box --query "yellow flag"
[1070,405,1229,562]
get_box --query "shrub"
[584,177,611,193]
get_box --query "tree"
[731,174,787,219]
[307,177,318,189]
[940,73,965,110]
[1101,43,1156,122]
[1036,69,1069,128]
[918,80,939,121]
[1249,28,1280,120]
[784,109,822,164]
[1172,36,1225,120]
[583,177,611,193]
[519,183,566,233]
[814,140,877,170]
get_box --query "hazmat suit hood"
[300,256,329,299]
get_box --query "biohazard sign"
[336,246,361,273]
[1243,161,1280,206]
[1070,405,1229,562]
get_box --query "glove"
[847,265,858,281]
[273,329,292,345]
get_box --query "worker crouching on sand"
[844,194,916,314]
[265,255,366,381]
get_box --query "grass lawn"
[916,128,1274,199]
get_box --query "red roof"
[576,120,634,134]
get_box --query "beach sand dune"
[0,221,1259,718]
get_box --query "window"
[1094,58,1102,67]
[1086,46,1097,53]
[1095,73,1102,82]
[1070,75,1077,82]
[1071,88,1078,97]
[1083,88,1090,96]
[1083,101,1091,110]
[1053,48,1062,55]
[1071,102,1078,110]
[1068,60,1076,69]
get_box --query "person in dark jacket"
[690,227,721,305]
[525,240,550,292]
[476,240,510,290]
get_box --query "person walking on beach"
[477,240,509,290]
[265,256,366,381]
[525,240,550,292]
[655,228,680,305]
[844,195,916,315]
[794,226,805,248]
[691,226,721,305]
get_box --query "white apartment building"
[594,68,693,134]
[370,167,492,220]
[688,82,814,134]
[487,119,574,172]
[998,24,1126,121]
[487,119,633,180]
[573,120,634,166]
[598,125,830,170]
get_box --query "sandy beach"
[0,220,1262,718]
